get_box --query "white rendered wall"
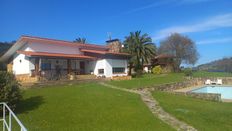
[105,59,113,77]
[92,59,128,78]
[13,53,30,75]
[93,59,105,76]
[12,44,31,75]
[28,42,82,54]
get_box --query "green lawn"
[152,91,232,131]
[193,71,232,77]
[10,83,173,131]
[107,73,184,89]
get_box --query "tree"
[123,31,156,75]
[0,71,22,110]
[159,33,199,72]
[73,37,87,44]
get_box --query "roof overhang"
[0,37,25,62]
[0,35,109,62]
[17,51,96,60]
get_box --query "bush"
[0,71,22,110]
[152,66,162,74]
[134,69,143,77]
[183,68,193,76]
[0,62,7,71]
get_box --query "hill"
[0,41,14,56]
[198,57,232,72]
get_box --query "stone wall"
[111,76,132,80]
[171,92,221,102]
[142,77,232,102]
[145,80,201,92]
[16,74,39,83]
[145,77,232,92]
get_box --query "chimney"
[106,39,121,53]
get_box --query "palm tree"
[73,37,87,44]
[123,31,156,75]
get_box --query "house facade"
[0,36,130,82]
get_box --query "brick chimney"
[106,39,121,53]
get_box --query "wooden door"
[80,61,85,74]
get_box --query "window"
[98,69,104,74]
[41,63,51,70]
[112,67,125,74]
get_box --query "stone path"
[100,82,197,131]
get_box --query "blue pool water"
[191,86,232,99]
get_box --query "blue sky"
[0,0,232,65]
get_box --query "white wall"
[13,53,30,75]
[12,42,129,77]
[28,42,82,54]
[93,59,105,76]
[92,59,128,78]
[13,44,31,75]
[105,59,113,77]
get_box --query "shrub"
[134,69,143,77]
[0,62,7,71]
[183,68,193,76]
[152,66,162,74]
[0,71,22,110]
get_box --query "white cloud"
[124,0,214,15]
[197,37,232,45]
[180,0,215,4]
[124,1,173,15]
[153,13,232,40]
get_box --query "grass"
[107,73,185,89]
[8,83,173,131]
[193,71,232,77]
[152,91,232,131]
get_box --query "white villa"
[0,36,130,82]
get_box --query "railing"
[0,102,27,131]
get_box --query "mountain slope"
[198,57,232,72]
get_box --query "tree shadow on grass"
[16,96,44,114]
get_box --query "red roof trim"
[21,35,109,50]
[81,49,130,56]
[17,51,96,59]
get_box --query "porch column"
[67,59,71,74]
[35,57,40,76]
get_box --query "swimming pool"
[191,86,232,99]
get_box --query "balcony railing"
[0,102,27,131]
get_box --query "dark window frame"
[112,67,125,74]
[98,69,104,74]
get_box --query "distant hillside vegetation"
[198,57,232,73]
[0,41,14,56]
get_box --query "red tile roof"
[81,49,130,56]
[17,51,96,59]
[20,35,109,50]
